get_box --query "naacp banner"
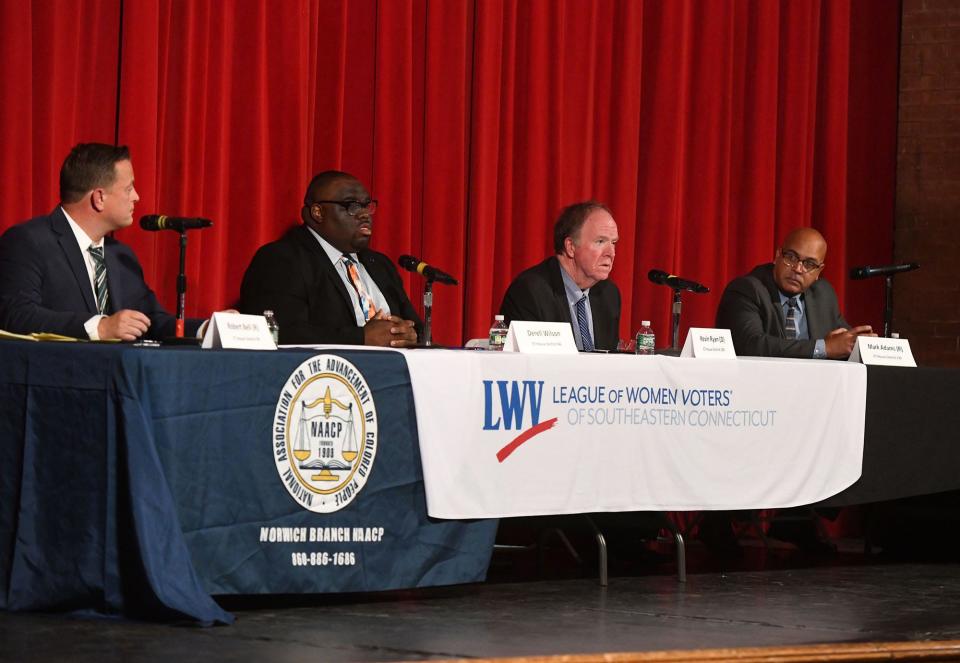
[404,351,867,518]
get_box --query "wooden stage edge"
[451,640,960,663]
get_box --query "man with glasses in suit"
[716,227,873,359]
[706,227,875,558]
[239,170,421,346]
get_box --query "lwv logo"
[482,380,557,462]
[483,380,544,430]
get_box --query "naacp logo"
[273,355,378,513]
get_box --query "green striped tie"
[88,245,109,315]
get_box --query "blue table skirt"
[0,341,497,624]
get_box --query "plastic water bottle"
[488,314,508,351]
[264,309,280,345]
[635,320,655,355]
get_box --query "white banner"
[403,351,867,519]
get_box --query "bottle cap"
[264,310,274,317]
[495,314,504,321]
[641,320,651,326]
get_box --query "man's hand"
[363,315,418,347]
[97,309,151,341]
[824,325,874,359]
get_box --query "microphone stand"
[670,288,683,353]
[175,230,188,338]
[422,278,434,347]
[883,274,893,338]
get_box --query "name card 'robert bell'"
[202,312,277,350]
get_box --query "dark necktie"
[784,297,799,339]
[88,245,109,315]
[575,294,594,352]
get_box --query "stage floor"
[3,538,960,662]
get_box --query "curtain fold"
[0,0,120,231]
[0,0,899,346]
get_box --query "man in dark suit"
[239,170,421,346]
[0,143,201,341]
[704,228,875,558]
[716,227,873,359]
[500,201,620,351]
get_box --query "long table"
[406,351,869,518]
[0,341,497,624]
[2,340,958,623]
[407,351,960,517]
[818,363,960,507]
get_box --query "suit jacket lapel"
[50,209,98,315]
[590,287,610,348]
[293,226,356,315]
[759,266,787,335]
[803,285,827,339]
[547,257,574,324]
[359,251,394,312]
[102,241,122,314]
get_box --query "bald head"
[783,228,827,256]
[773,227,827,295]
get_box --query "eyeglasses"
[313,199,378,216]
[780,249,823,273]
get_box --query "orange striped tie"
[342,255,377,321]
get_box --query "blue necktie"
[575,294,594,352]
[784,297,799,339]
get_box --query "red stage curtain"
[0,0,899,346]
[0,0,120,232]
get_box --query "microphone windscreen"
[140,215,163,230]
[398,255,419,271]
[648,269,669,285]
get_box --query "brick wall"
[895,0,960,367]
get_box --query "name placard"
[504,321,578,354]
[680,327,737,359]
[848,336,916,367]
[201,312,277,350]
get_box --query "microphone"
[849,262,919,280]
[140,215,213,232]
[648,269,709,293]
[398,255,459,285]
